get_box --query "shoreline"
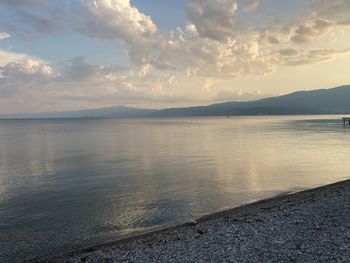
[37,179,350,262]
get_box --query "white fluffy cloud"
[76,0,157,66]
[0,49,45,66]
[78,0,156,41]
[1,60,55,77]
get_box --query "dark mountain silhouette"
[1,85,349,119]
[151,85,350,117]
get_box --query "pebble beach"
[38,180,350,263]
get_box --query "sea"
[0,116,349,261]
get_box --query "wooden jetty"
[342,117,350,126]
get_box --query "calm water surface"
[0,116,349,261]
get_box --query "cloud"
[278,48,350,66]
[186,0,238,41]
[241,0,260,12]
[258,31,280,45]
[0,32,10,40]
[0,60,55,79]
[291,19,334,44]
[337,19,350,26]
[0,59,55,97]
[76,0,157,66]
[0,48,44,66]
[167,75,177,85]
[2,0,349,79]
[279,49,299,57]
[157,25,280,79]
[58,56,127,82]
[0,0,61,38]
[0,55,190,112]
[153,0,350,80]
[314,0,350,20]
[15,9,57,35]
[77,0,157,41]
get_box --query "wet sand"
[38,180,350,263]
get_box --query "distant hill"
[0,106,157,119]
[1,85,350,119]
[150,85,350,117]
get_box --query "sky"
[0,0,350,113]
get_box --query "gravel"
[39,180,350,263]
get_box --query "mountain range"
[1,85,350,119]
